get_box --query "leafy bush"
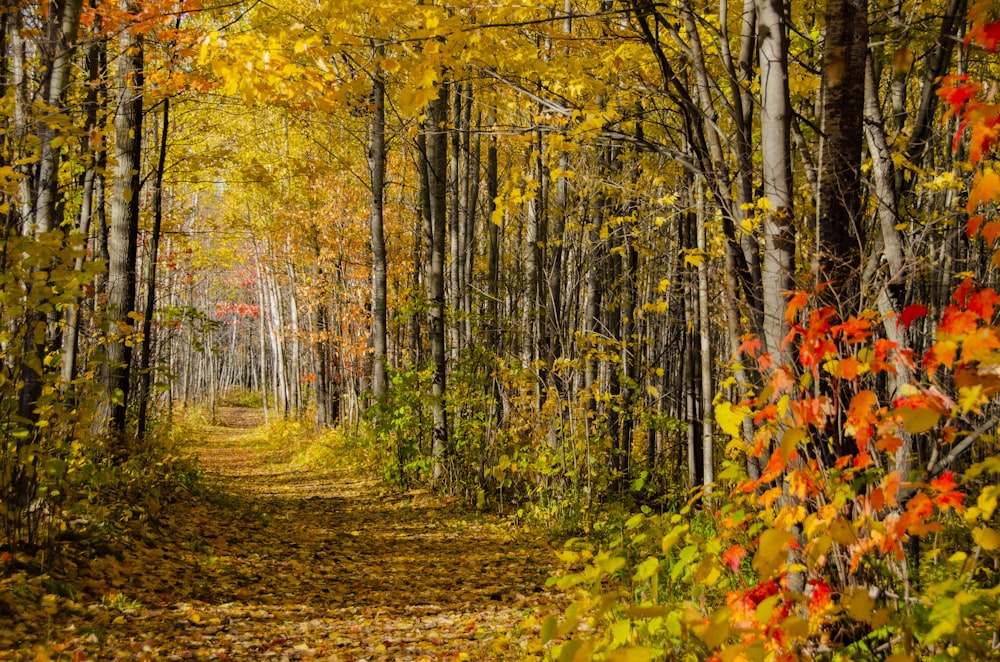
[542,285,1000,659]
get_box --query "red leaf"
[807,579,833,613]
[952,277,976,307]
[968,287,1000,320]
[938,74,978,117]
[896,304,928,330]
[722,544,747,572]
[930,471,956,492]
[968,19,1000,52]
[968,214,985,238]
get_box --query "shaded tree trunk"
[137,97,169,439]
[426,88,449,484]
[369,67,387,400]
[816,0,868,309]
[95,7,143,439]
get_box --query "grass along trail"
[1,407,564,660]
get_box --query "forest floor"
[1,407,565,661]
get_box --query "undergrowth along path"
[1,407,562,660]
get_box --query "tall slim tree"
[426,86,449,483]
[816,0,868,308]
[137,97,170,439]
[756,0,795,367]
[95,2,144,438]
[369,61,388,401]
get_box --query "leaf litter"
[1,408,564,660]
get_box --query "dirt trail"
[1,408,562,661]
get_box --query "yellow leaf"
[973,526,1000,551]
[958,384,987,414]
[700,607,731,649]
[714,402,747,438]
[781,615,809,639]
[661,524,687,553]
[780,427,805,461]
[756,594,780,624]
[683,250,704,268]
[645,385,660,399]
[978,485,1000,519]
[694,558,721,586]
[607,647,656,662]
[897,407,940,433]
[610,619,631,647]
[844,588,875,622]
[753,529,794,578]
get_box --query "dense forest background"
[3,0,1000,657]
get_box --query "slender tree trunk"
[486,134,500,347]
[62,14,107,387]
[427,88,449,484]
[816,0,868,309]
[369,66,388,400]
[521,142,541,368]
[254,241,270,424]
[756,0,795,366]
[95,7,143,439]
[286,258,301,419]
[696,184,714,494]
[137,97,169,439]
[33,0,84,235]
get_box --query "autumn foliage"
[541,8,1000,660]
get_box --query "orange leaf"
[982,221,1000,246]
[835,356,860,380]
[722,544,747,572]
[785,290,808,324]
[967,170,1000,212]
[882,471,902,507]
[870,487,886,510]
[874,433,903,453]
[738,335,762,358]
[969,287,1000,319]
[760,486,783,508]
[759,450,787,483]
[968,214,985,238]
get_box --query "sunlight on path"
[6,407,561,661]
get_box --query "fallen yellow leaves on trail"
[1,408,562,661]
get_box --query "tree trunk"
[61,21,107,388]
[137,97,169,439]
[816,0,868,309]
[95,7,143,439]
[369,67,387,400]
[755,0,795,366]
[426,88,449,485]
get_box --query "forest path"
[3,407,561,661]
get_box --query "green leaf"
[540,615,558,645]
[661,524,687,554]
